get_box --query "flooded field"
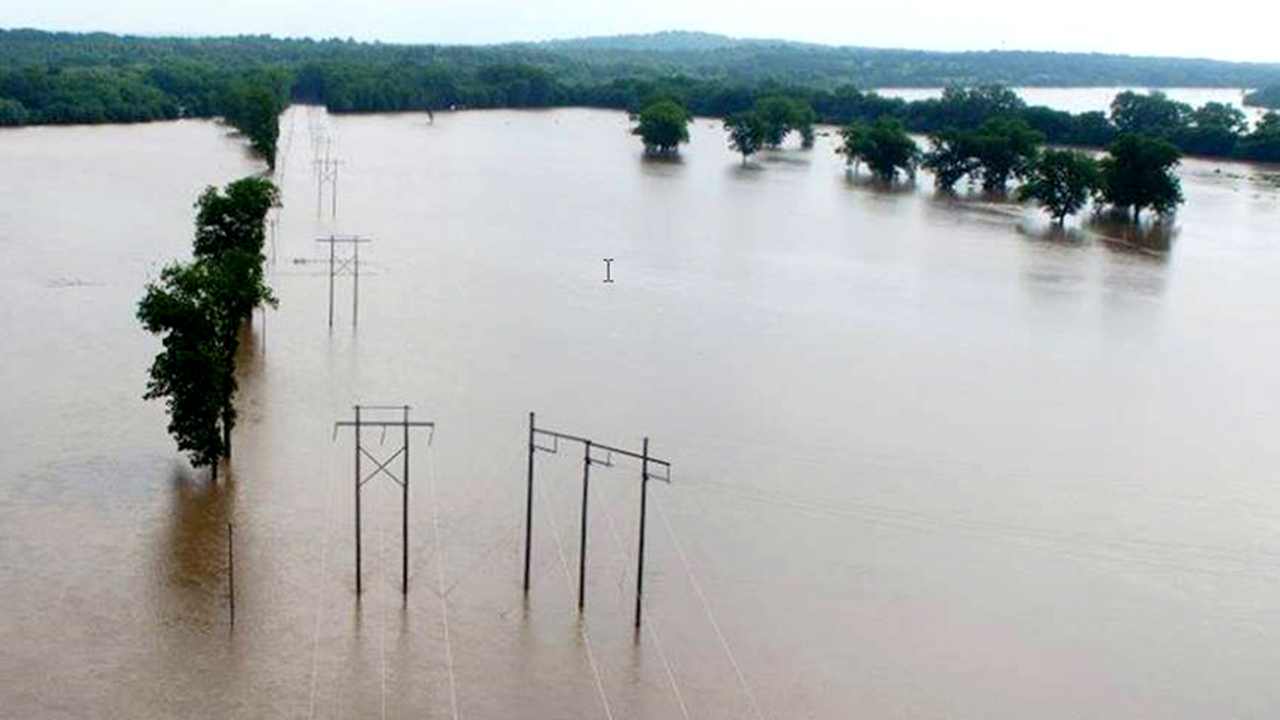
[2,102,1280,719]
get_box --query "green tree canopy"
[838,117,919,183]
[137,261,237,474]
[1099,134,1184,222]
[752,95,816,149]
[923,128,979,191]
[1110,91,1191,138]
[139,176,279,478]
[219,71,288,167]
[1017,149,1101,223]
[631,97,691,155]
[1237,112,1280,162]
[724,111,765,164]
[969,117,1044,191]
[194,177,279,260]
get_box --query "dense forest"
[2,29,1279,164]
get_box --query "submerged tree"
[137,261,236,477]
[969,117,1043,191]
[838,117,919,183]
[753,95,816,149]
[139,177,279,478]
[923,128,979,191]
[1099,134,1184,223]
[194,177,279,262]
[1018,149,1101,224]
[632,97,691,155]
[724,111,765,164]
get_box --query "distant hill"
[4,27,1280,89]
[515,32,1280,89]
[536,30,747,53]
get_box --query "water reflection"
[726,162,766,181]
[1008,221,1090,245]
[637,153,686,174]
[1086,212,1178,255]
[154,465,233,632]
[757,151,812,168]
[841,169,916,195]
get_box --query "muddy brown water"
[2,102,1280,719]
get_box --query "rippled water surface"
[2,103,1280,719]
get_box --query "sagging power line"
[522,412,671,627]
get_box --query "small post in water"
[227,522,236,627]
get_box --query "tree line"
[0,61,286,166]
[615,83,1280,164]
[5,32,1278,166]
[137,177,278,479]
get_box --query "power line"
[427,452,462,720]
[595,466,694,720]
[535,470,616,720]
[305,416,342,720]
[655,493,769,720]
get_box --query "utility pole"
[523,412,536,592]
[579,440,592,611]
[334,405,435,595]
[314,235,373,330]
[523,416,671,624]
[314,155,342,220]
[635,437,649,628]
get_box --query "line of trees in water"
[635,91,1187,224]
[137,178,279,479]
[623,83,1280,164]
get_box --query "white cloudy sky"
[4,0,1279,63]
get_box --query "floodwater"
[2,102,1280,720]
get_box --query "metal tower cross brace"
[314,235,373,330]
[334,405,436,595]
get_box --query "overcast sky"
[4,0,1279,63]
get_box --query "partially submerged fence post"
[227,522,236,627]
